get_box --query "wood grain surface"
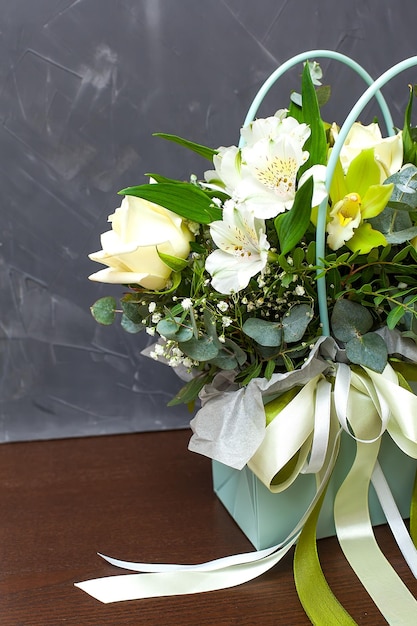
[1,430,416,625]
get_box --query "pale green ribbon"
[75,363,417,625]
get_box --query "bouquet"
[82,52,417,624]
[89,60,417,411]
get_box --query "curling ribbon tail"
[294,487,358,625]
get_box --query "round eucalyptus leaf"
[242,318,282,347]
[282,304,313,343]
[345,332,388,372]
[90,296,117,325]
[121,300,147,324]
[209,338,247,370]
[331,299,373,342]
[157,317,193,342]
[179,335,219,361]
[121,314,144,334]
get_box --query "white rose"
[335,121,403,181]
[88,195,193,290]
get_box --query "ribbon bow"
[75,345,417,625]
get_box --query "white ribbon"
[75,359,417,618]
[75,428,341,603]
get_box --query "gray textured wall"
[0,0,416,441]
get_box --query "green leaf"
[386,305,406,329]
[209,338,247,370]
[264,359,276,380]
[167,372,212,406]
[385,225,417,244]
[402,85,417,166]
[90,296,117,325]
[236,360,263,385]
[203,309,223,349]
[121,314,144,334]
[316,84,331,107]
[157,250,189,272]
[121,299,147,324]
[119,183,222,224]
[178,335,219,361]
[242,317,282,347]
[345,332,388,372]
[153,132,217,161]
[300,62,327,171]
[331,299,373,342]
[282,304,313,343]
[275,175,314,255]
[156,317,194,342]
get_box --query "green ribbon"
[294,487,358,625]
[410,469,417,548]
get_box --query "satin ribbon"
[75,429,341,602]
[75,363,417,625]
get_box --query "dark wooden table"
[1,429,416,625]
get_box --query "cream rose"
[88,195,193,290]
[334,121,403,181]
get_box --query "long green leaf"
[300,62,327,172]
[119,183,222,224]
[275,176,314,255]
[153,133,217,161]
[402,85,417,166]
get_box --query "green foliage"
[242,318,282,347]
[282,304,313,343]
[275,176,313,255]
[88,60,417,406]
[153,132,217,161]
[119,182,222,224]
[402,85,417,166]
[90,297,117,325]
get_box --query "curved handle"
[317,56,417,334]
[239,49,394,147]
[239,51,417,336]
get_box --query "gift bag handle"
[240,50,417,335]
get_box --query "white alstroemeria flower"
[205,201,270,294]
[204,114,327,219]
[240,109,308,146]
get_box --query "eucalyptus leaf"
[282,304,313,343]
[157,317,194,342]
[121,314,144,334]
[178,335,219,361]
[242,317,282,347]
[331,299,373,342]
[121,299,147,324]
[345,332,388,372]
[90,296,117,325]
[385,225,417,244]
[209,339,246,370]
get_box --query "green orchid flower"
[327,148,394,253]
